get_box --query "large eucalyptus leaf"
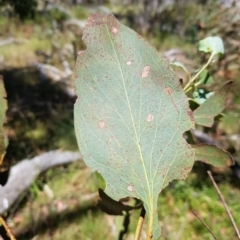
[0,76,8,165]
[74,14,195,239]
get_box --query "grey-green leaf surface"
[74,14,195,239]
[193,81,232,127]
[193,144,234,167]
[198,36,224,56]
[0,76,7,165]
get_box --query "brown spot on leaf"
[147,114,154,122]
[126,60,132,65]
[187,110,194,122]
[99,121,107,128]
[184,167,191,172]
[163,87,178,112]
[163,87,173,95]
[141,66,150,78]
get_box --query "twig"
[134,206,146,240]
[207,170,240,239]
[184,53,214,93]
[192,210,218,240]
[0,216,16,240]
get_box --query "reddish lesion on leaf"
[187,110,194,122]
[163,87,179,112]
[163,87,173,95]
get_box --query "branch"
[207,171,240,239]
[0,150,82,214]
[192,210,218,240]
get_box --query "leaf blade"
[198,36,224,56]
[74,14,195,239]
[193,144,234,167]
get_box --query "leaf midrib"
[105,24,152,208]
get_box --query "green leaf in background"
[0,76,8,165]
[198,70,214,85]
[193,81,232,127]
[170,61,190,76]
[198,36,224,57]
[193,144,234,167]
[74,14,195,239]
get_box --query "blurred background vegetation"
[0,0,240,239]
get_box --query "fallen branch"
[0,150,82,214]
[0,38,28,47]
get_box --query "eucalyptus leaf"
[0,76,8,165]
[198,36,224,57]
[74,14,195,239]
[193,144,234,167]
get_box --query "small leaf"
[198,36,224,57]
[170,61,190,76]
[198,70,214,85]
[193,81,232,127]
[0,76,8,165]
[218,113,240,135]
[98,189,142,215]
[74,14,195,239]
[193,144,234,167]
[193,88,214,104]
